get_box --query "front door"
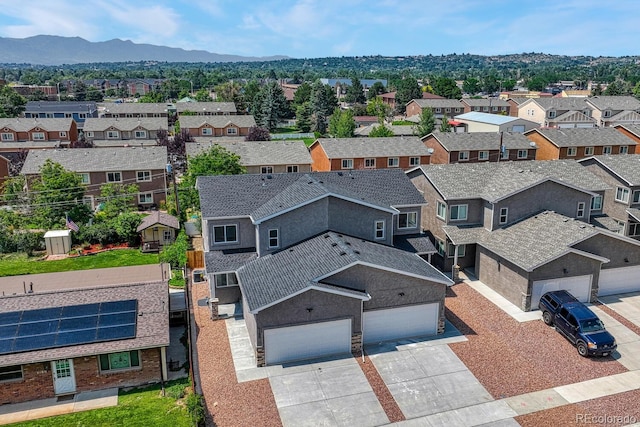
[52,359,76,395]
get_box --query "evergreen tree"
[368,125,394,137]
[310,81,337,134]
[252,82,289,131]
[296,102,313,133]
[394,77,421,114]
[0,86,26,118]
[345,77,366,104]
[328,108,356,138]
[440,113,452,132]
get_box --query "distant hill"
[0,35,288,65]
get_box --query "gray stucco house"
[196,169,452,366]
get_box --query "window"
[138,192,153,204]
[1,133,14,141]
[591,195,603,210]
[32,132,45,140]
[630,223,640,236]
[78,113,87,119]
[99,351,140,372]
[214,272,239,287]
[478,151,489,161]
[620,146,629,154]
[435,108,441,113]
[107,130,120,139]
[633,190,640,204]
[82,195,94,209]
[59,131,67,137]
[458,151,470,161]
[603,110,611,118]
[455,108,461,113]
[436,201,447,220]
[268,229,279,248]
[492,106,498,112]
[163,230,172,241]
[603,146,612,155]
[548,110,556,118]
[0,365,23,382]
[450,204,468,221]
[576,202,586,218]
[517,149,528,159]
[435,238,445,257]
[500,149,509,160]
[106,172,122,182]
[447,244,466,258]
[134,130,147,138]
[375,220,385,239]
[137,170,151,182]
[409,157,420,166]
[398,212,417,229]
[342,159,354,169]
[260,166,273,174]
[567,147,577,156]
[85,131,93,138]
[286,165,298,173]
[213,225,238,244]
[584,147,594,156]
[499,207,508,225]
[387,157,399,167]
[364,158,376,168]
[616,187,630,203]
[79,173,90,184]
[226,127,238,135]
[201,128,212,135]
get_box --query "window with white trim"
[286,165,298,173]
[138,192,153,204]
[576,202,586,218]
[1,133,14,141]
[567,147,577,156]
[163,230,172,241]
[201,127,212,135]
[79,173,90,184]
[499,207,508,224]
[107,130,120,139]
[630,222,640,236]
[517,149,528,159]
[364,158,375,168]
[436,201,447,220]
[137,170,151,182]
[261,166,273,174]
[603,146,612,154]
[398,212,417,229]
[213,224,238,243]
[591,195,603,210]
[633,190,640,204]
[215,272,239,287]
[458,151,470,161]
[31,132,45,140]
[106,172,122,182]
[342,159,354,169]
[616,187,630,203]
[584,146,594,156]
[447,244,466,258]
[603,110,611,118]
[387,157,399,167]
[375,220,385,239]
[59,131,67,137]
[478,151,489,161]
[450,204,468,221]
[85,131,93,138]
[134,130,147,138]
[0,365,23,382]
[99,351,140,372]
[620,146,628,154]
[435,238,445,257]
[409,157,420,166]
[226,127,238,135]
[548,110,556,118]
[268,229,279,248]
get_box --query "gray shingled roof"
[25,101,97,113]
[409,99,464,109]
[628,208,640,222]
[178,115,257,129]
[585,96,640,111]
[618,124,640,138]
[442,224,489,245]
[238,232,452,312]
[522,97,592,111]
[579,154,640,186]
[197,169,426,220]
[101,102,168,115]
[175,102,236,114]
[393,234,437,254]
[461,98,510,107]
[527,127,637,148]
[0,118,74,132]
[418,159,608,201]
[608,110,640,123]
[21,146,167,174]
[479,211,602,272]
[186,140,312,166]
[429,132,535,151]
[550,110,595,125]
[136,211,180,232]
[205,250,258,273]
[314,137,432,158]
[354,124,415,137]
[83,117,168,132]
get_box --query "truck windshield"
[580,319,604,332]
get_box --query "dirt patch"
[356,352,405,423]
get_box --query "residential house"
[0,118,78,145]
[186,139,312,174]
[125,79,165,96]
[408,161,640,311]
[175,102,237,116]
[422,132,537,164]
[0,265,170,405]
[380,92,396,111]
[197,169,450,366]
[560,90,591,98]
[460,98,511,116]
[355,124,415,137]
[517,98,596,129]
[23,101,98,128]
[137,211,180,252]
[319,78,387,99]
[82,118,168,145]
[100,103,169,119]
[578,154,640,241]
[309,137,432,171]
[20,146,168,210]
[525,128,637,160]
[453,112,539,133]
[179,115,257,138]
[405,99,464,121]
[584,96,640,127]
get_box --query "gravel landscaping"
[445,284,627,399]
[191,282,281,427]
[357,353,405,423]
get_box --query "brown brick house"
[525,127,637,160]
[422,132,537,164]
[0,118,78,144]
[179,115,257,138]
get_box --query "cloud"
[96,0,181,42]
[0,2,96,39]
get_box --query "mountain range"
[0,35,288,65]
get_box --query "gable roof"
[197,169,426,221]
[519,97,592,111]
[578,154,640,186]
[136,211,180,232]
[311,137,433,158]
[101,103,168,115]
[426,131,535,151]
[0,118,74,132]
[461,98,510,107]
[525,127,637,147]
[174,101,237,114]
[20,146,167,174]
[25,101,98,113]
[550,110,595,125]
[178,115,257,129]
[408,99,464,109]
[585,96,640,111]
[185,140,312,167]
[454,112,530,125]
[607,110,640,123]
[414,159,608,201]
[83,117,168,132]
[238,232,452,313]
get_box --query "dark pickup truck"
[539,290,617,357]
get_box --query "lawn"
[392,120,416,126]
[0,250,160,277]
[13,379,195,427]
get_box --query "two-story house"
[460,98,510,115]
[83,118,168,146]
[23,101,98,129]
[175,101,237,116]
[0,118,78,145]
[309,137,432,171]
[196,169,451,366]
[525,127,637,160]
[517,98,596,129]
[100,103,169,119]
[405,99,464,121]
[408,160,640,310]
[584,96,640,127]
[179,115,257,138]
[422,132,537,164]
[20,146,168,210]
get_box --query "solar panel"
[0,299,138,355]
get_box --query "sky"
[0,0,637,59]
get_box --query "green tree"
[214,81,242,102]
[368,125,394,137]
[292,82,312,107]
[432,77,462,99]
[440,113,452,132]
[344,77,366,104]
[86,86,104,102]
[95,183,139,221]
[328,108,355,138]
[482,75,501,94]
[414,108,435,138]
[366,97,391,121]
[252,81,289,131]
[310,81,337,134]
[462,78,481,95]
[502,79,516,91]
[604,80,632,96]
[367,82,386,100]
[194,88,212,102]
[296,101,313,133]
[73,81,87,101]
[138,91,165,103]
[112,211,144,246]
[0,86,27,117]
[394,77,421,114]
[526,75,548,91]
[159,230,189,268]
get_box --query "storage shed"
[44,230,71,255]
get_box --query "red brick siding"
[309,143,331,171]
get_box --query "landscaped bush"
[159,231,188,268]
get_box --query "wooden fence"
[186,250,204,269]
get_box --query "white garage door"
[264,319,351,365]
[599,266,640,296]
[363,303,439,344]
[531,275,592,309]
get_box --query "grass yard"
[169,269,185,288]
[302,137,316,147]
[13,379,195,427]
[392,120,416,126]
[0,250,159,277]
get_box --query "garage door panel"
[264,319,351,365]
[532,275,591,309]
[599,266,640,296]
[363,303,438,344]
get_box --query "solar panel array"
[0,299,138,355]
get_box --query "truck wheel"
[542,311,553,325]
[577,342,589,357]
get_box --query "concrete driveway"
[599,291,640,327]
